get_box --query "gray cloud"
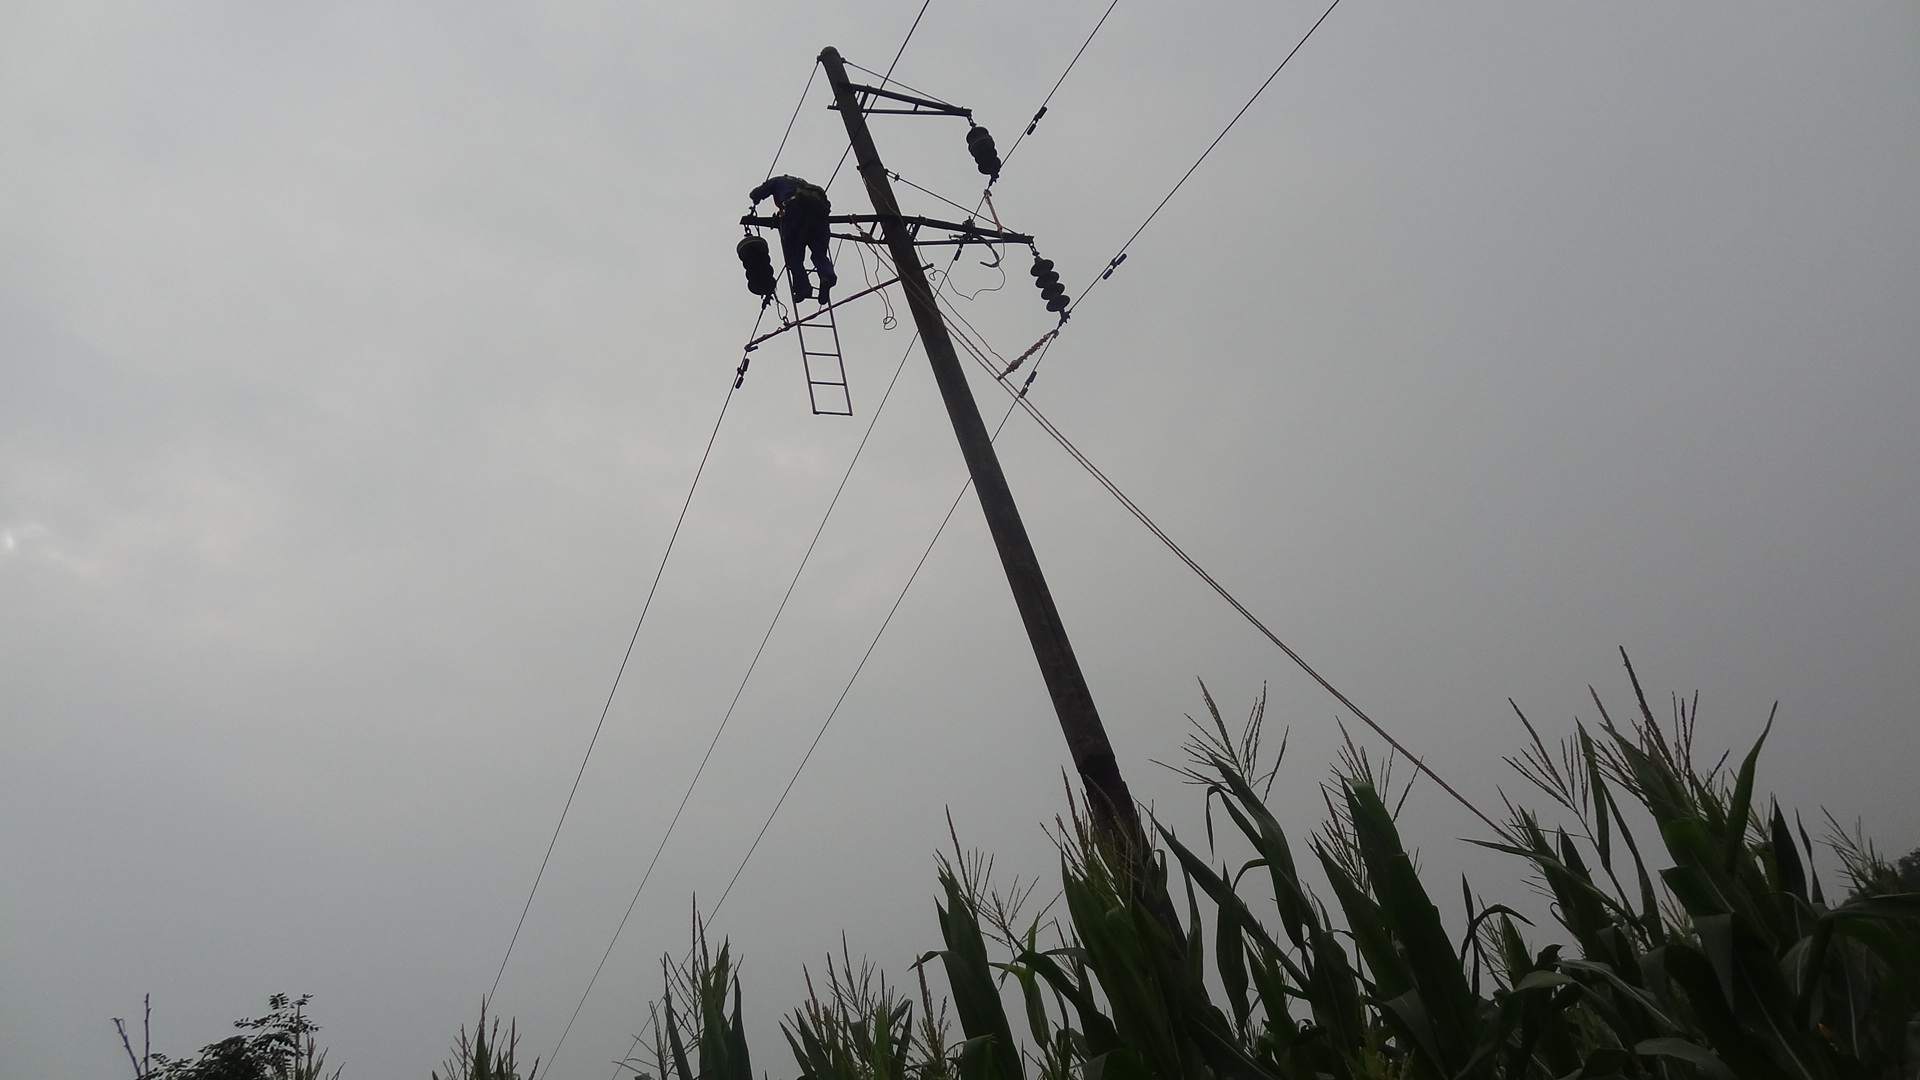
[4,2,1916,1077]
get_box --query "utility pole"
[815,47,1148,847]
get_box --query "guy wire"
[954,330,1503,834]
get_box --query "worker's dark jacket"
[749,175,835,293]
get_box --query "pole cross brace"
[739,269,919,351]
[740,214,1033,247]
[827,82,971,118]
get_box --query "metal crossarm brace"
[828,82,971,117]
[740,214,1033,246]
[741,273,908,351]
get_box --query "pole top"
[818,46,842,63]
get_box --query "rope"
[553,334,925,1074]
[1067,0,1343,317]
[488,371,741,1003]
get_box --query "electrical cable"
[889,170,987,220]
[880,1,932,89]
[704,358,1040,922]
[824,0,934,194]
[1067,0,1342,317]
[549,332,926,1074]
[488,370,742,1004]
[948,330,1503,834]
[1000,0,1121,169]
[766,60,821,179]
[845,60,953,109]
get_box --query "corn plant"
[624,925,753,1080]
[632,663,1920,1080]
[433,1000,538,1080]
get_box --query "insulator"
[965,125,1000,180]
[736,234,776,297]
[1029,254,1069,313]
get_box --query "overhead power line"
[938,314,1503,834]
[704,338,1052,922]
[588,15,940,1077]
[1000,0,1121,169]
[766,60,821,179]
[1069,0,1343,316]
[547,333,925,1072]
[824,0,933,193]
[489,371,742,1003]
[500,47,844,1008]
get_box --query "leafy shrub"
[121,994,339,1080]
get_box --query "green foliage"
[624,923,753,1080]
[432,1000,538,1080]
[781,948,925,1080]
[634,664,1920,1080]
[134,994,340,1080]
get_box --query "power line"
[880,1,932,87]
[1000,0,1121,169]
[590,9,943,1074]
[501,47,845,1007]
[890,169,988,221]
[844,60,952,108]
[948,329,1502,834]
[766,60,821,178]
[488,371,742,1003]
[704,358,1043,922]
[925,281,1495,832]
[549,332,925,1074]
[824,0,934,193]
[1068,0,1343,317]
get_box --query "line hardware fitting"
[734,60,1068,416]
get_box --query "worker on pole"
[748,175,837,305]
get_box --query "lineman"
[749,175,837,305]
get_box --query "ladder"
[795,303,852,416]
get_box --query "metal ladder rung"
[796,303,852,416]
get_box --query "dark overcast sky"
[4,2,1916,1077]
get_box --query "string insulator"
[1030,255,1069,313]
[736,235,777,298]
[965,125,1001,182]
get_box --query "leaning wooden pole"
[817,46,1146,846]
